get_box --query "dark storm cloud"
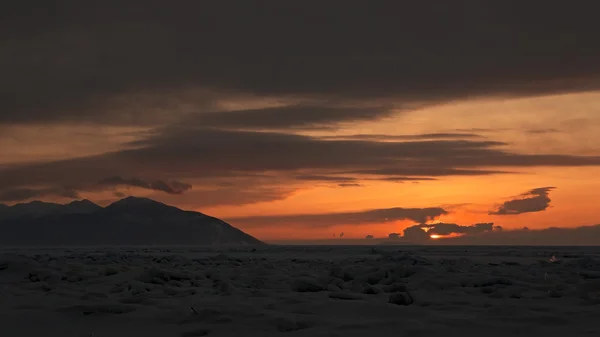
[2,1,600,125]
[98,176,192,195]
[1,127,600,200]
[226,207,449,229]
[490,187,555,215]
[0,187,80,202]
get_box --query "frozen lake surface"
[1,245,599,337]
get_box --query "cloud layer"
[1,123,599,204]
[436,224,600,246]
[0,187,80,203]
[3,1,600,126]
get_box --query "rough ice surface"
[1,245,600,337]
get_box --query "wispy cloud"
[0,187,80,202]
[227,206,448,229]
[98,176,192,195]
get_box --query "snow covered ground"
[1,245,599,337]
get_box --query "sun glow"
[429,233,467,240]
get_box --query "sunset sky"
[2,1,600,243]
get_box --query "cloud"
[3,1,600,126]
[151,185,294,208]
[0,187,80,202]
[133,126,600,174]
[295,174,435,184]
[403,225,432,242]
[388,233,402,240]
[402,222,495,242]
[377,177,438,183]
[189,105,396,130]
[454,128,512,133]
[0,175,193,203]
[98,176,192,195]
[275,223,600,245]
[113,191,127,198]
[295,175,357,182]
[0,130,523,193]
[226,206,448,229]
[338,183,363,188]
[427,222,495,236]
[490,187,555,215]
[320,133,486,141]
[526,128,561,134]
[365,235,374,239]
[436,224,600,246]
[349,168,512,177]
[1,125,600,207]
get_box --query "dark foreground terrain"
[1,245,599,337]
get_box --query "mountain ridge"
[0,197,264,246]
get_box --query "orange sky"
[203,92,600,240]
[3,92,600,242]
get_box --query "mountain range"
[0,197,264,246]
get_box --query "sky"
[2,1,600,243]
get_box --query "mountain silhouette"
[62,199,103,214]
[0,197,263,246]
[0,200,64,219]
